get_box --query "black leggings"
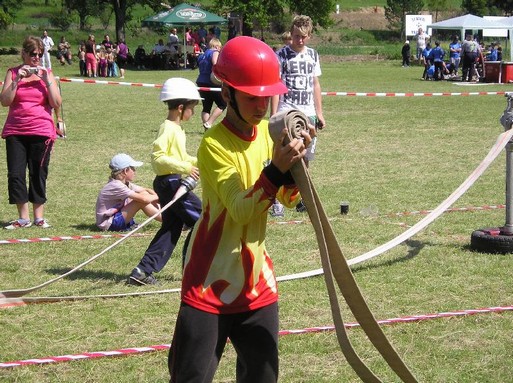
[169,302,279,383]
[5,135,52,205]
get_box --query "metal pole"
[500,92,513,234]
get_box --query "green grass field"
[1,54,513,382]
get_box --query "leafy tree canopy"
[462,0,513,15]
[385,0,424,36]
[214,0,334,36]
[0,0,23,29]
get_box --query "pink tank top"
[2,66,56,140]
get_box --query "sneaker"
[33,218,51,228]
[295,200,307,213]
[269,202,285,217]
[127,267,158,286]
[5,219,32,230]
[203,122,211,131]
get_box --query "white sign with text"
[405,15,432,37]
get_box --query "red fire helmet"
[213,36,287,97]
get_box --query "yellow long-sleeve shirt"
[151,119,197,176]
[181,118,300,314]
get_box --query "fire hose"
[269,109,419,382]
[0,177,197,300]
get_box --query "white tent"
[499,17,513,62]
[427,14,512,61]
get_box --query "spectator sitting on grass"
[95,153,162,232]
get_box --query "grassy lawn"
[0,54,513,382]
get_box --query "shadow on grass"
[353,239,425,273]
[46,268,128,283]
[72,223,100,231]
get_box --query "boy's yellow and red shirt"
[181,118,300,314]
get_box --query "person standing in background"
[461,33,480,82]
[449,35,462,77]
[85,34,97,78]
[41,30,54,69]
[401,40,411,67]
[196,38,226,131]
[116,39,128,79]
[0,36,61,229]
[271,14,325,216]
[415,27,430,65]
[101,34,114,50]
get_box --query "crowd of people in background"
[406,27,503,82]
[31,23,241,79]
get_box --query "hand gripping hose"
[269,110,418,382]
[0,177,197,300]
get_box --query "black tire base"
[470,227,513,254]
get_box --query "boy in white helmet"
[127,77,202,286]
[168,36,313,383]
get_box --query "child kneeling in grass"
[95,153,162,231]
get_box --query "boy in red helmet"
[168,36,313,382]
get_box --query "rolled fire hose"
[269,110,418,382]
[0,177,197,299]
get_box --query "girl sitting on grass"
[95,153,162,231]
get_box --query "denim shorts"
[108,212,136,232]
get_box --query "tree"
[101,0,161,43]
[214,0,334,37]
[385,0,424,38]
[0,0,22,29]
[487,0,513,15]
[65,0,101,30]
[461,0,487,16]
[287,0,334,28]
[426,0,448,21]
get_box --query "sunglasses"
[29,52,43,58]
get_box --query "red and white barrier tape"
[1,304,511,369]
[0,204,502,247]
[45,78,508,97]
[59,77,164,88]
[0,233,151,246]
[323,91,506,97]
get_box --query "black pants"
[462,52,476,82]
[197,81,227,114]
[169,302,279,383]
[5,135,52,205]
[136,175,201,275]
[434,61,444,81]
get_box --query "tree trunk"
[79,15,86,30]
[242,14,253,36]
[113,0,127,43]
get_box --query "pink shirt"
[95,179,143,230]
[2,66,56,140]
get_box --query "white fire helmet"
[159,77,203,102]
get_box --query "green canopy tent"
[142,3,227,67]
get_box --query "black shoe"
[127,267,158,286]
[295,200,307,213]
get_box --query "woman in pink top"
[0,36,61,229]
